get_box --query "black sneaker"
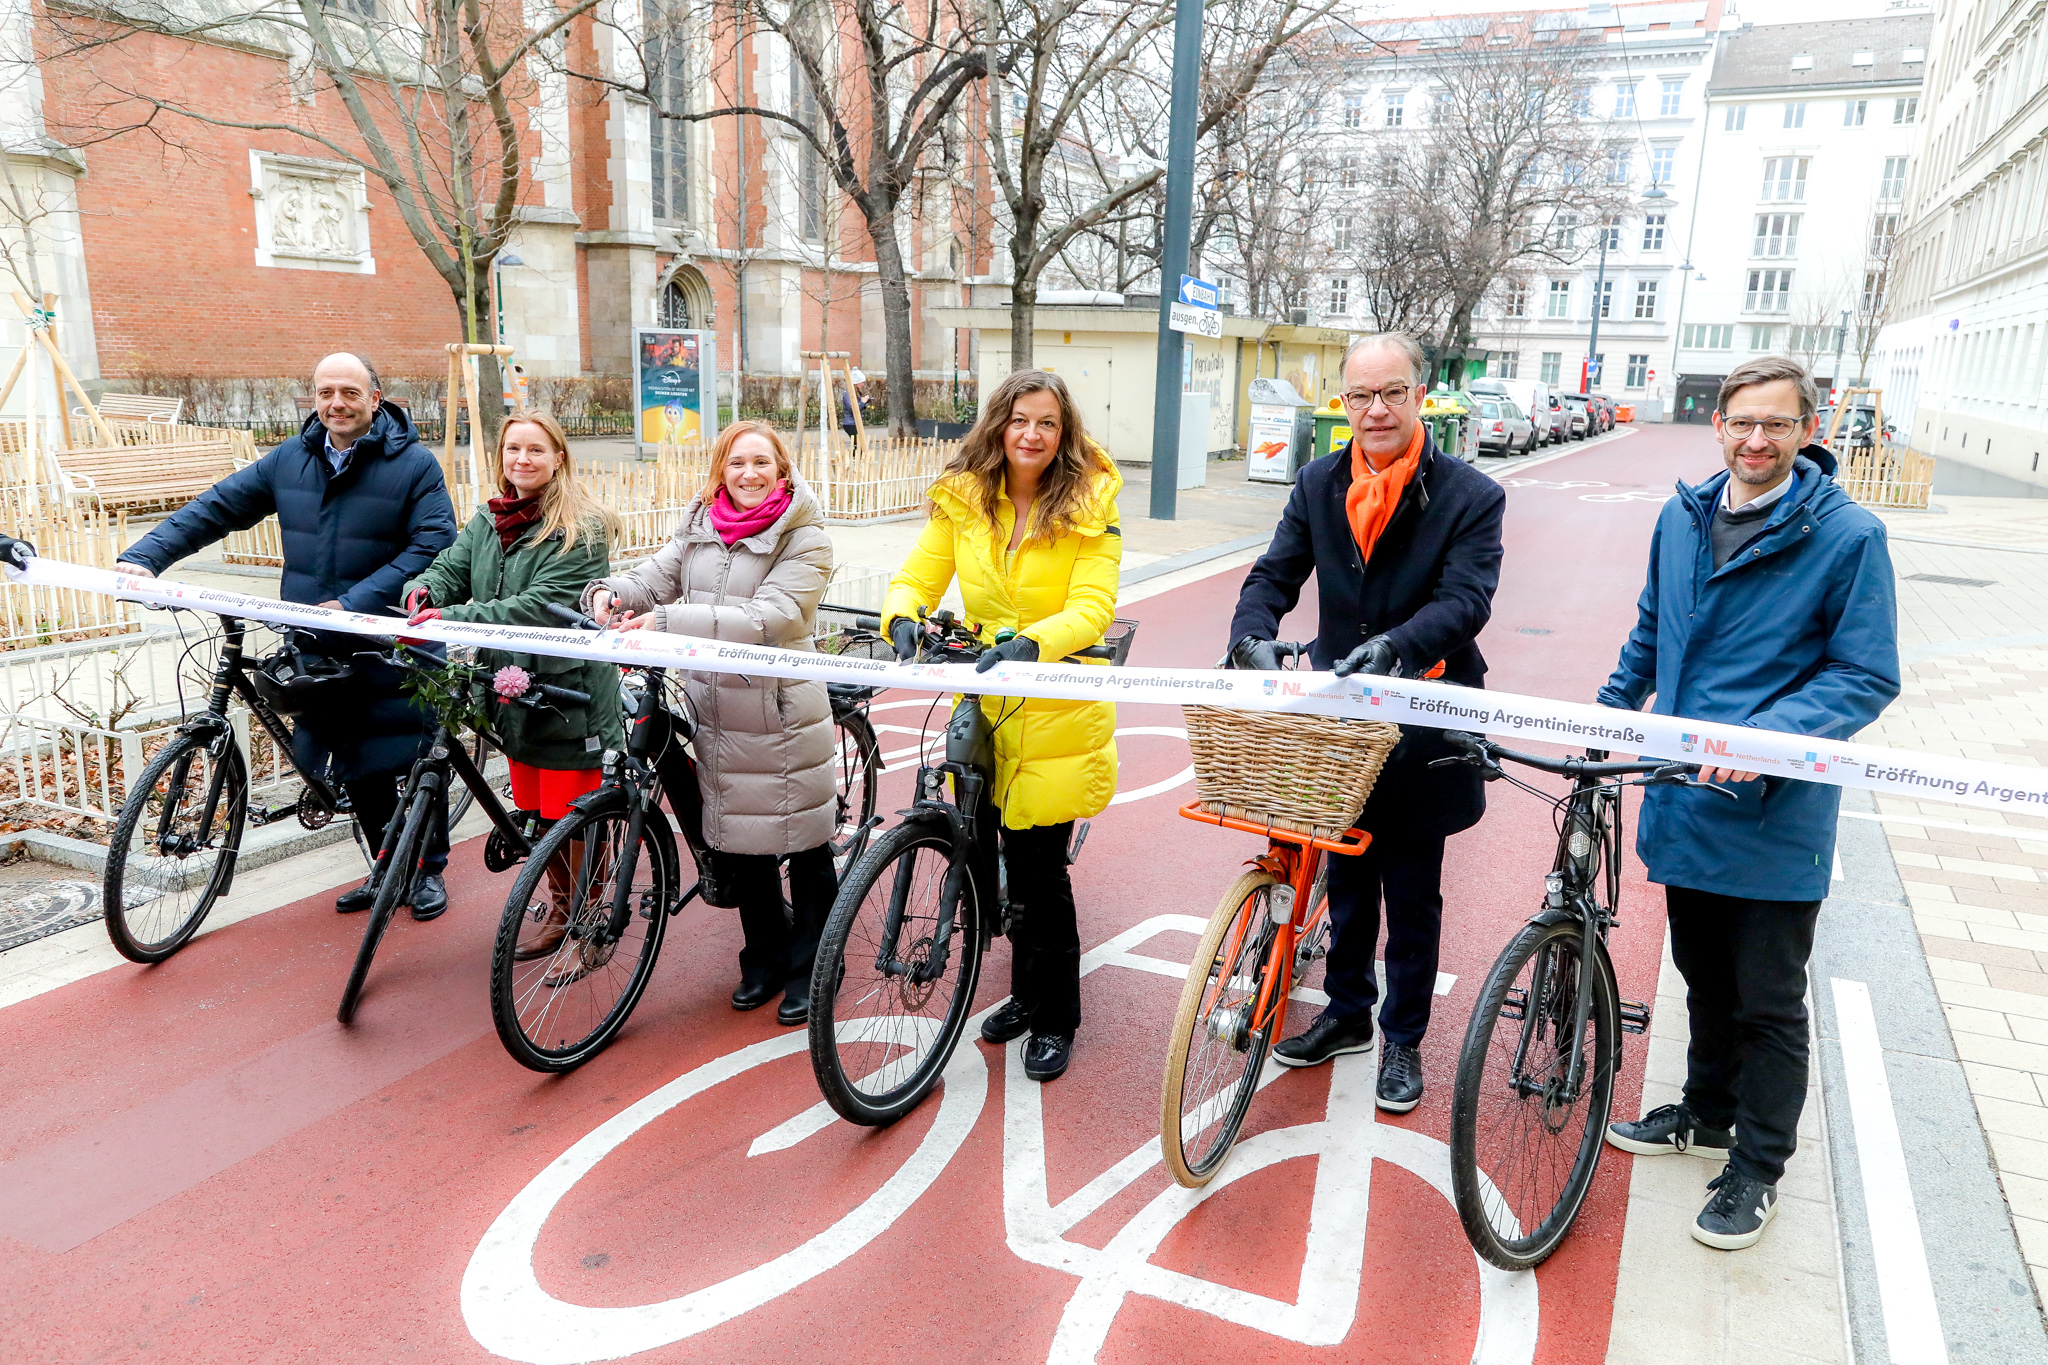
[1273,1011,1375,1068]
[1023,1032,1071,1082]
[1693,1168,1779,1250]
[1376,1043,1424,1113]
[1606,1102,1735,1158]
[981,997,1033,1045]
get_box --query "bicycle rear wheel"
[830,710,881,865]
[1162,868,1282,1187]
[808,818,983,1126]
[103,731,249,963]
[336,784,431,1025]
[1450,917,1619,1270]
[489,806,673,1072]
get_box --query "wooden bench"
[76,393,184,425]
[55,439,237,513]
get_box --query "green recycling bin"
[1312,409,1353,459]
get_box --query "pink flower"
[493,665,531,700]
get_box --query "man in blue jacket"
[1599,355,1899,1251]
[118,353,459,918]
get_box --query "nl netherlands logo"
[1679,733,1698,753]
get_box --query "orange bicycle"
[1160,647,1401,1187]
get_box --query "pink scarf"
[708,480,792,546]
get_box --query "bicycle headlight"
[1269,884,1296,926]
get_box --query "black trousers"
[1321,833,1446,1047]
[724,844,838,988]
[347,774,447,876]
[973,809,1082,1035]
[1666,885,1824,1184]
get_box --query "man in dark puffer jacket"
[119,353,459,917]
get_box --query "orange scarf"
[1341,423,1445,679]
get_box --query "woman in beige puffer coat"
[582,421,837,1026]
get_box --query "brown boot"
[513,850,576,962]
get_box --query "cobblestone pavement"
[1861,496,2048,1304]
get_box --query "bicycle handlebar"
[1435,730,1711,784]
[820,601,883,631]
[518,681,591,708]
[544,602,605,632]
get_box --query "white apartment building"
[1872,0,2048,491]
[1671,15,1931,425]
[1294,2,1718,421]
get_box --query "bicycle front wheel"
[104,731,249,963]
[489,806,673,1072]
[809,818,983,1126]
[336,784,431,1025]
[1162,868,1282,1187]
[1450,917,1619,1270]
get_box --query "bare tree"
[1853,207,1899,386]
[48,0,601,448]
[587,0,988,436]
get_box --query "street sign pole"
[1149,0,1203,522]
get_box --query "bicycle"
[815,601,891,865]
[331,641,578,1025]
[1157,642,1399,1187]
[806,607,1134,1126]
[1433,730,1730,1269]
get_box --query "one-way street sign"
[1168,274,1221,338]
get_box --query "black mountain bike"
[1435,731,1733,1269]
[808,608,1134,1126]
[817,602,890,865]
[332,642,575,1024]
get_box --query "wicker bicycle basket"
[1181,706,1402,840]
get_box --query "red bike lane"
[1,427,1722,1364]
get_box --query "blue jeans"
[1320,833,1446,1047]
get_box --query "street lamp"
[1583,183,1669,395]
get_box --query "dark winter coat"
[1598,457,1899,901]
[404,509,625,770]
[1230,433,1507,837]
[123,404,458,782]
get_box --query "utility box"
[1178,393,1210,490]
[1246,377,1314,484]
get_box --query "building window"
[1659,79,1683,117]
[1782,102,1806,129]
[1761,156,1809,201]
[644,0,691,223]
[1594,277,1613,319]
[660,279,693,328]
[1552,215,1577,249]
[1333,215,1355,251]
[1748,323,1774,349]
[1540,352,1562,385]
[1607,151,1631,185]
[1788,324,1836,351]
[1502,282,1528,317]
[1547,280,1572,318]
[1614,83,1637,117]
[1385,92,1405,127]
[1843,99,1867,127]
[1744,268,1793,312]
[1626,354,1649,387]
[1338,155,1360,189]
[1600,217,1622,251]
[1879,156,1909,201]
[1752,212,1801,257]
[1869,212,1898,255]
[1494,351,1520,379]
[1634,279,1659,319]
[1862,269,1886,312]
[1343,94,1363,129]
[1649,146,1675,184]
[1894,96,1918,125]
[1642,214,1667,250]
[1724,104,1746,131]
[1682,323,1734,349]
[1572,86,1592,117]
[1285,280,1311,310]
[1327,277,1350,314]
[1303,100,1319,127]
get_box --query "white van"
[1471,377,1558,446]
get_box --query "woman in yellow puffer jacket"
[883,368,1121,1083]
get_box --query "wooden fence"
[0,493,138,650]
[657,434,959,522]
[1836,444,1934,510]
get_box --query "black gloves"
[1229,636,1285,671]
[889,617,921,661]
[975,635,1039,673]
[1334,635,1400,678]
[0,534,35,571]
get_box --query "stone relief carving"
[264,167,359,258]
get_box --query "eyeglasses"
[1720,416,1803,440]
[1340,383,1414,410]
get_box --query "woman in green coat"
[402,410,624,957]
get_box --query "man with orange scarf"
[1227,333,1506,1111]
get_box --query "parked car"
[1546,393,1583,441]
[1471,378,1559,446]
[1587,394,1617,431]
[1815,402,1893,453]
[1472,396,1538,456]
[1558,392,1597,439]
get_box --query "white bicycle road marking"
[463,916,1538,1364]
[1497,477,1673,505]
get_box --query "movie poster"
[634,329,717,449]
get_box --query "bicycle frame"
[201,617,351,825]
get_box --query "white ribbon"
[12,556,2046,816]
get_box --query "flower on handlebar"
[492,664,531,700]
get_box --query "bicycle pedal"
[1500,986,1528,1020]
[1618,998,1652,1035]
